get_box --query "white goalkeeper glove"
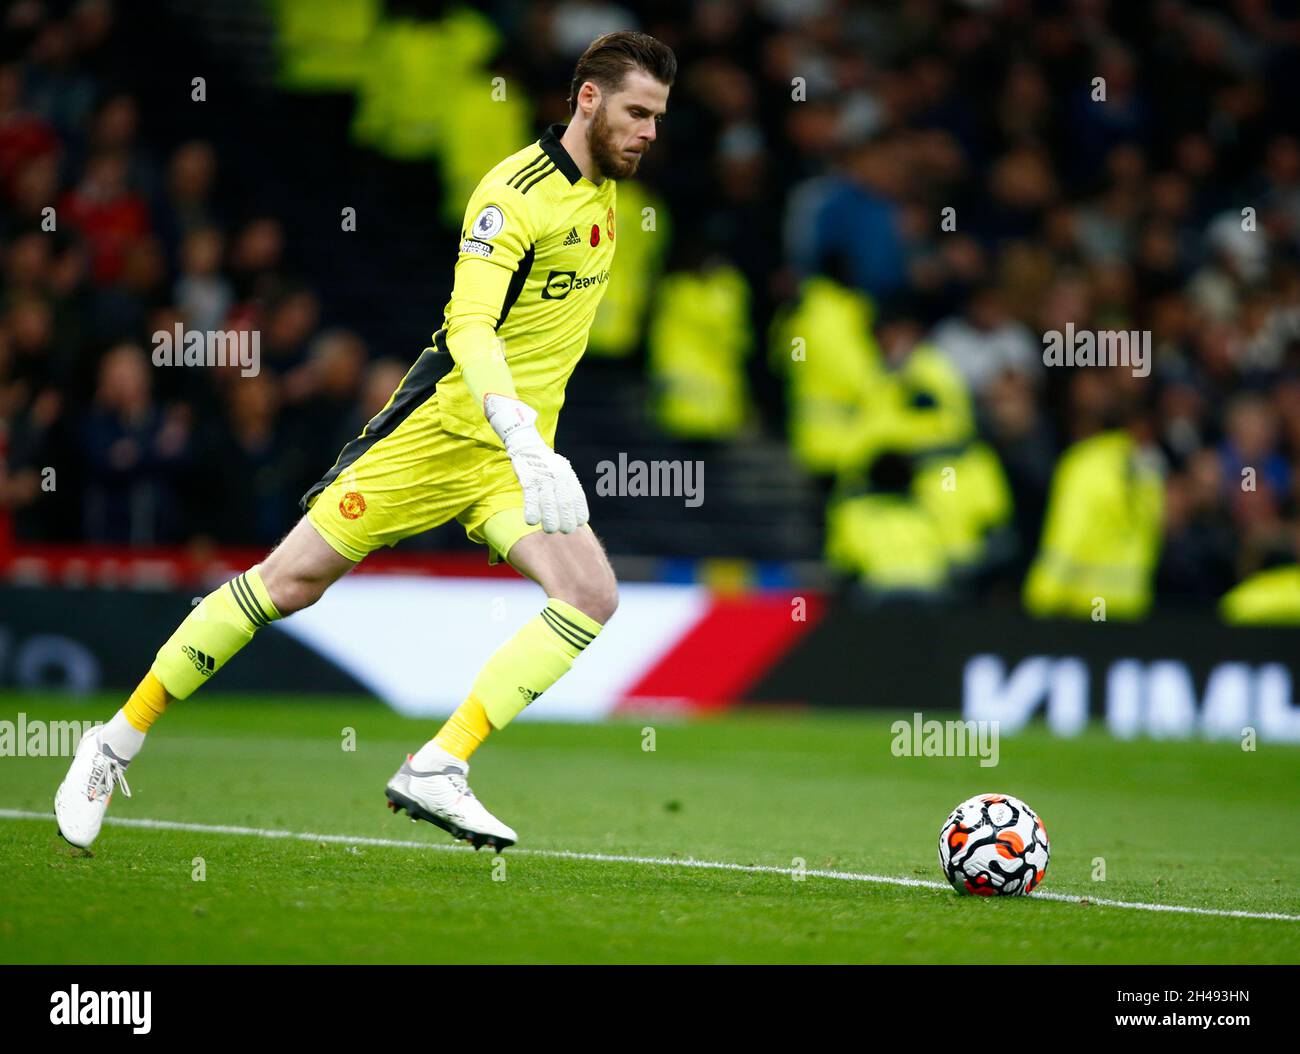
[485,394,589,534]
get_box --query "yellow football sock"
[123,671,170,732]
[469,598,603,730]
[150,567,281,700]
[432,695,493,761]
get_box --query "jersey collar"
[540,123,583,185]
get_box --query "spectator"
[80,342,190,542]
[929,283,1041,400]
[174,226,231,334]
[59,149,149,285]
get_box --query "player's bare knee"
[256,518,354,615]
[593,575,619,624]
[257,562,329,616]
[555,569,618,625]
[281,578,328,616]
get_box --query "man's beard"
[587,103,640,180]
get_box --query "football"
[938,793,1050,896]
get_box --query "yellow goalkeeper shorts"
[300,349,545,564]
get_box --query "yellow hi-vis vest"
[351,9,521,186]
[588,181,669,358]
[912,442,1013,568]
[273,0,381,91]
[841,343,975,471]
[1023,430,1164,620]
[1219,565,1300,625]
[647,265,752,439]
[770,277,881,475]
[825,492,949,592]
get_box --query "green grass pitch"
[1,692,1297,964]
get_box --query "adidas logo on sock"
[182,645,216,676]
[563,226,580,246]
[517,686,540,702]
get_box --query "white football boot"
[54,727,132,849]
[385,749,517,851]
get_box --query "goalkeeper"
[55,31,676,852]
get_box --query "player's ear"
[578,80,601,118]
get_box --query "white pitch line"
[3,808,1298,923]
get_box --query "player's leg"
[54,517,357,848]
[436,522,616,750]
[60,353,455,849]
[505,521,619,618]
[390,513,617,850]
[130,515,356,736]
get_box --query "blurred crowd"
[0,0,414,549]
[5,0,1300,618]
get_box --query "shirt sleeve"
[442,181,540,407]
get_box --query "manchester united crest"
[339,491,367,520]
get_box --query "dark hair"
[868,452,915,494]
[568,30,677,114]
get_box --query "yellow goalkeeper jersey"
[432,122,618,447]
